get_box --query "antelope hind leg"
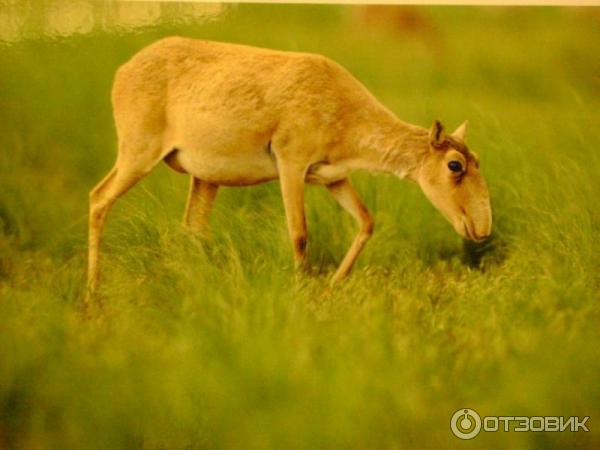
[87,146,163,302]
[183,176,218,236]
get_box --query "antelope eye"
[448,161,463,173]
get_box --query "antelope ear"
[429,120,446,148]
[452,120,469,141]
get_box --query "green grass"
[1,4,599,449]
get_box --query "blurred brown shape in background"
[353,5,443,58]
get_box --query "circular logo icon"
[451,408,482,440]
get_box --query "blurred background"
[0,2,599,450]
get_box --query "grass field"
[1,4,599,449]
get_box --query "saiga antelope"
[88,37,492,296]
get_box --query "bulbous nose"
[472,231,490,242]
[472,202,492,241]
[460,199,492,242]
[462,222,489,242]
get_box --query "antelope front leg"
[278,161,309,272]
[183,177,218,236]
[326,179,374,284]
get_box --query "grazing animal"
[87,37,492,296]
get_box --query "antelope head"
[417,120,492,242]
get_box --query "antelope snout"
[460,203,492,242]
